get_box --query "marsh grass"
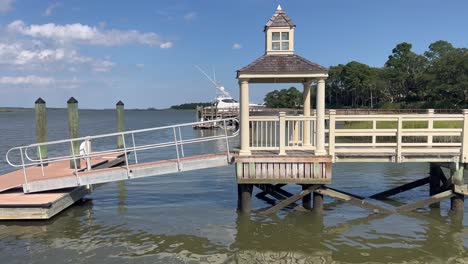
[338,121,463,143]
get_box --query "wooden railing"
[248,109,468,163]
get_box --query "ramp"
[23,153,231,193]
[5,118,239,193]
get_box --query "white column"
[239,79,251,156]
[315,79,326,155]
[303,80,311,146]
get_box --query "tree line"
[264,40,467,109]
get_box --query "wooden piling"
[313,191,324,213]
[238,184,253,214]
[35,98,48,165]
[67,97,80,169]
[450,163,464,215]
[429,163,442,208]
[116,100,125,149]
[302,184,312,210]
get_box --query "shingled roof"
[265,5,295,29]
[237,54,327,76]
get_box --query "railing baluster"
[372,120,377,145]
[19,148,29,192]
[428,109,434,145]
[279,112,286,155]
[178,127,185,157]
[131,133,138,164]
[397,116,403,162]
[329,110,336,161]
[173,127,181,171]
[38,145,45,177]
[260,121,264,147]
[462,109,468,163]
[223,120,230,159]
[122,134,131,178]
[70,140,80,185]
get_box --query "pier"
[0,5,466,222]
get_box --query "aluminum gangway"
[5,118,239,193]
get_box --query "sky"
[0,0,466,109]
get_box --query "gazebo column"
[315,78,326,155]
[239,79,251,156]
[302,80,312,146]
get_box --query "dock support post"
[35,98,48,165]
[237,184,253,214]
[302,184,312,210]
[450,163,464,216]
[116,100,125,149]
[429,163,442,208]
[67,97,80,169]
[313,189,324,213]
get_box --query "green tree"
[422,41,468,108]
[264,87,303,108]
[384,42,427,102]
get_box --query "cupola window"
[271,32,289,51]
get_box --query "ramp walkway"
[5,118,238,193]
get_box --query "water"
[0,110,467,263]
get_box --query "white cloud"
[232,43,242,49]
[184,12,197,21]
[0,42,115,72]
[159,42,173,49]
[7,20,171,47]
[0,75,55,86]
[136,63,144,69]
[43,2,60,17]
[0,0,14,13]
[92,60,114,72]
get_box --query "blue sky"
[0,0,466,109]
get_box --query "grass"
[343,120,463,129]
[340,120,463,144]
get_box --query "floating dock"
[0,154,124,220]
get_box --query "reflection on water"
[0,110,467,263]
[1,203,467,263]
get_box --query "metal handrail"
[6,118,239,182]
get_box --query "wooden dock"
[0,154,124,220]
[0,187,88,220]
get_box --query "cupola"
[264,5,296,55]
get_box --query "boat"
[195,65,263,111]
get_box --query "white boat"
[196,65,263,110]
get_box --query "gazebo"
[236,5,329,156]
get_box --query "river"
[0,109,467,263]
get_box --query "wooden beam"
[396,190,454,212]
[370,177,430,200]
[272,184,292,198]
[454,185,468,196]
[254,184,288,201]
[316,187,394,214]
[325,186,365,200]
[262,185,320,215]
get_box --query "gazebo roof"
[264,5,295,29]
[237,54,327,76]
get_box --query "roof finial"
[277,4,282,11]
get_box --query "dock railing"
[6,118,239,187]
[249,109,468,163]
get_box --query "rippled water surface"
[0,109,467,263]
